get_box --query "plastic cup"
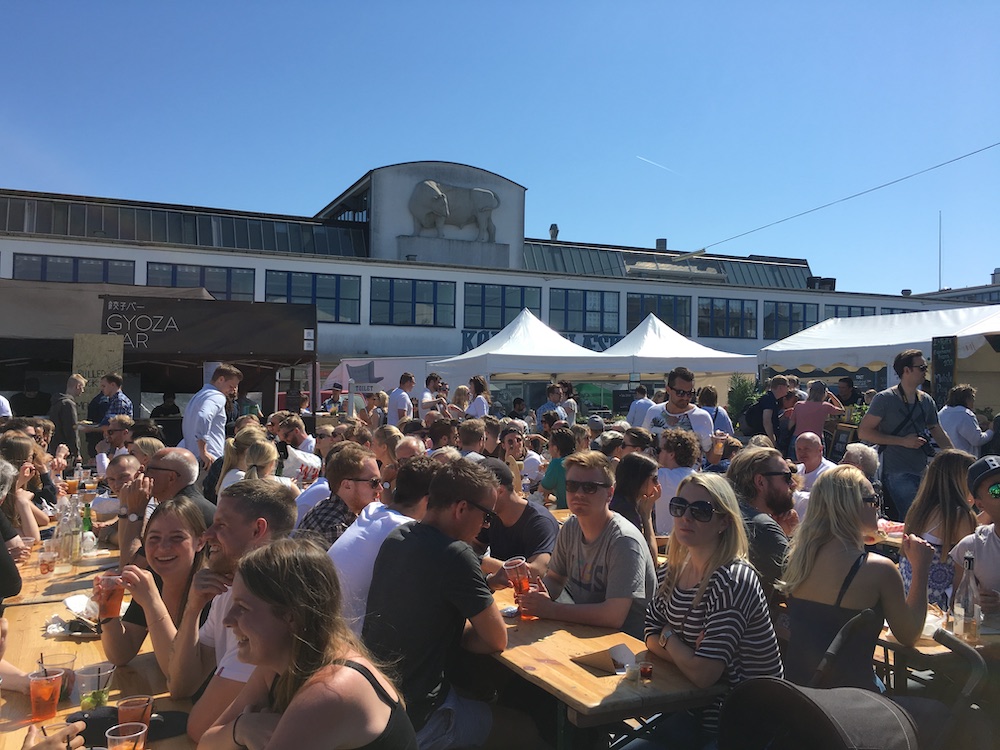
[29,669,64,722]
[118,694,153,727]
[77,662,116,709]
[65,478,79,495]
[39,550,58,575]
[105,722,148,749]
[37,653,76,700]
[95,573,126,620]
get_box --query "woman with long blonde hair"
[216,425,266,494]
[901,449,978,609]
[199,538,417,749]
[128,436,165,469]
[644,472,781,744]
[781,465,934,689]
[445,386,471,421]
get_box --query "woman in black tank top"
[780,465,936,687]
[198,538,417,750]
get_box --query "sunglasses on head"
[668,497,719,523]
[565,479,611,495]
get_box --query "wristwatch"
[118,506,140,523]
[658,627,674,648]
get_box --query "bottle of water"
[952,551,981,644]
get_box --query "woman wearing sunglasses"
[643,472,781,746]
[780,465,934,690]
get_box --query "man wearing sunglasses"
[726,446,795,606]
[950,455,1000,617]
[297,443,381,547]
[859,349,953,520]
[520,451,656,639]
[364,459,546,749]
[641,366,714,453]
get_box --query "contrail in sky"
[636,155,679,174]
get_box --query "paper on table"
[570,644,636,675]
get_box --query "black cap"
[968,455,1000,496]
[480,457,515,490]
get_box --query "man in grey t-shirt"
[520,451,656,639]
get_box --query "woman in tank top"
[780,465,935,689]
[198,538,417,750]
[901,449,978,609]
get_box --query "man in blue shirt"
[181,364,243,471]
[535,383,567,433]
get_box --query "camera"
[917,430,936,458]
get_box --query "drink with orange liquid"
[118,695,153,748]
[94,573,125,620]
[29,670,64,721]
[65,478,79,495]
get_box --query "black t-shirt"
[122,569,211,628]
[477,501,559,562]
[362,523,494,728]
[759,392,781,434]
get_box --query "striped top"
[644,560,783,735]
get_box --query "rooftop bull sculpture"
[408,179,500,243]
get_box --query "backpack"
[740,398,766,436]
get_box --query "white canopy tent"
[758,305,1000,373]
[602,313,756,377]
[429,309,631,382]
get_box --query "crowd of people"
[2,349,999,749]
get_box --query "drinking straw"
[40,652,47,677]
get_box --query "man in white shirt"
[387,372,416,426]
[938,384,994,457]
[792,432,837,522]
[329,456,437,635]
[626,385,655,427]
[181,364,243,471]
[0,393,11,418]
[168,479,297,741]
[278,414,315,454]
[641,366,714,452]
[418,372,447,420]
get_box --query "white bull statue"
[408,180,500,243]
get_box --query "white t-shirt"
[199,588,255,683]
[641,404,714,452]
[0,395,11,418]
[653,466,697,535]
[796,458,836,491]
[387,387,413,426]
[418,388,439,419]
[561,398,578,426]
[220,469,246,491]
[950,525,1000,594]
[467,395,489,419]
[328,503,415,636]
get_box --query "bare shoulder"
[292,658,399,709]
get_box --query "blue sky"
[3,2,997,296]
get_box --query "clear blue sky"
[3,2,997,296]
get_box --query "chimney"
[993,267,1000,285]
[655,238,668,251]
[901,289,912,297]
[549,224,559,241]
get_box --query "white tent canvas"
[429,309,630,382]
[601,313,756,377]
[758,304,1000,372]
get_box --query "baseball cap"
[968,455,1000,496]
[479,457,515,490]
[588,415,605,432]
[331,382,344,391]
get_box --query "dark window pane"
[438,282,455,304]
[265,271,287,299]
[393,305,412,325]
[340,299,360,323]
[415,280,434,303]
[274,222,289,253]
[147,263,173,287]
[287,223,302,254]
[52,202,69,235]
[371,278,390,300]
[234,219,249,249]
[439,304,455,327]
[231,269,254,296]
[315,275,337,298]
[0,197,7,230]
[261,221,276,252]
[13,254,42,280]
[524,287,541,310]
[248,220,264,250]
[86,204,103,236]
[69,204,86,236]
[134,210,150,242]
[35,201,53,234]
[155,212,171,243]
[102,206,119,239]
[180,214,197,245]
[220,217,236,248]
[47,256,74,282]
[196,216,213,247]
[484,307,502,329]
[394,279,412,302]
[371,300,390,324]
[466,304,483,327]
[340,276,360,299]
[78,259,105,283]
[108,261,134,285]
[312,226,329,255]
[550,289,565,310]
[317,298,337,323]
[290,273,312,299]
[118,208,136,241]
[176,265,201,287]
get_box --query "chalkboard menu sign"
[931,336,957,406]
[613,389,635,416]
[828,424,858,462]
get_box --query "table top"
[492,589,725,728]
[2,547,195,750]
[551,508,573,524]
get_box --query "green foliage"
[727,373,763,417]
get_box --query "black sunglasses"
[668,497,719,523]
[761,470,795,483]
[347,477,381,489]
[464,498,496,527]
[565,479,612,495]
[910,364,929,372]
[669,387,695,397]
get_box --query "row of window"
[6,252,918,336]
[0,196,367,257]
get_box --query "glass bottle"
[952,551,981,644]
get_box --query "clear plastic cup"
[37,653,76,701]
[105,722,148,750]
[77,662,116,709]
[29,669,64,722]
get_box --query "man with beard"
[167,479,297,741]
[641,366,714,452]
[726,447,794,606]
